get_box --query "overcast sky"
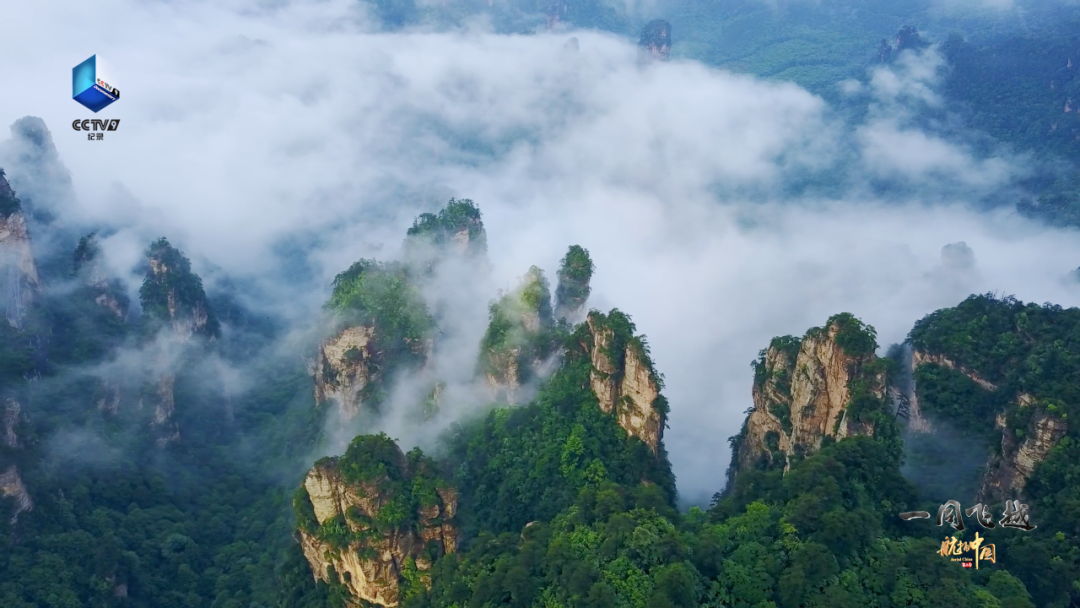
[4,0,1080,505]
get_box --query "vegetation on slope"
[405,198,487,255]
[477,266,565,386]
[906,294,1080,606]
[139,238,221,339]
[3,193,1078,608]
[452,312,676,540]
[326,258,435,375]
[554,245,594,319]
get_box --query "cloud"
[853,46,1023,195]
[3,0,1079,507]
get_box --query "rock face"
[980,405,1068,502]
[733,315,886,475]
[902,348,998,434]
[0,465,32,524]
[74,233,128,320]
[96,381,122,415]
[3,397,20,448]
[1,118,82,286]
[580,310,666,453]
[554,245,593,322]
[479,266,558,404]
[906,345,1067,500]
[150,375,179,445]
[894,25,927,54]
[902,295,1080,503]
[314,325,380,419]
[484,345,523,404]
[317,200,490,418]
[296,436,457,608]
[1,395,31,528]
[138,238,219,443]
[874,25,928,64]
[144,242,217,340]
[911,349,997,391]
[876,38,893,64]
[639,20,672,61]
[404,198,487,267]
[0,171,39,329]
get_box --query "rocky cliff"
[295,435,456,607]
[876,25,928,63]
[904,344,1066,500]
[1,117,85,288]
[314,325,382,418]
[639,20,672,61]
[138,238,219,443]
[73,233,128,320]
[478,266,559,404]
[315,259,433,419]
[554,245,593,322]
[404,198,487,268]
[0,465,32,524]
[578,310,666,453]
[4,397,21,450]
[901,348,1000,434]
[0,395,31,525]
[0,170,39,329]
[142,238,218,341]
[901,292,1080,503]
[732,314,888,475]
[316,200,492,418]
[979,399,1068,502]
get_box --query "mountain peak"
[0,117,72,222]
[729,313,893,482]
[140,238,220,340]
[639,20,672,61]
[554,244,593,321]
[9,117,59,162]
[405,198,487,260]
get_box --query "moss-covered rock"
[295,434,457,607]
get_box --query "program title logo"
[72,55,120,140]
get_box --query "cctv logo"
[73,119,120,131]
[72,55,120,112]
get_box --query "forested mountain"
[2,138,1078,607]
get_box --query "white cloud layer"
[3,0,1080,505]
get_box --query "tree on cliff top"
[327,259,434,345]
[555,245,593,320]
[406,198,487,252]
[139,237,220,339]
